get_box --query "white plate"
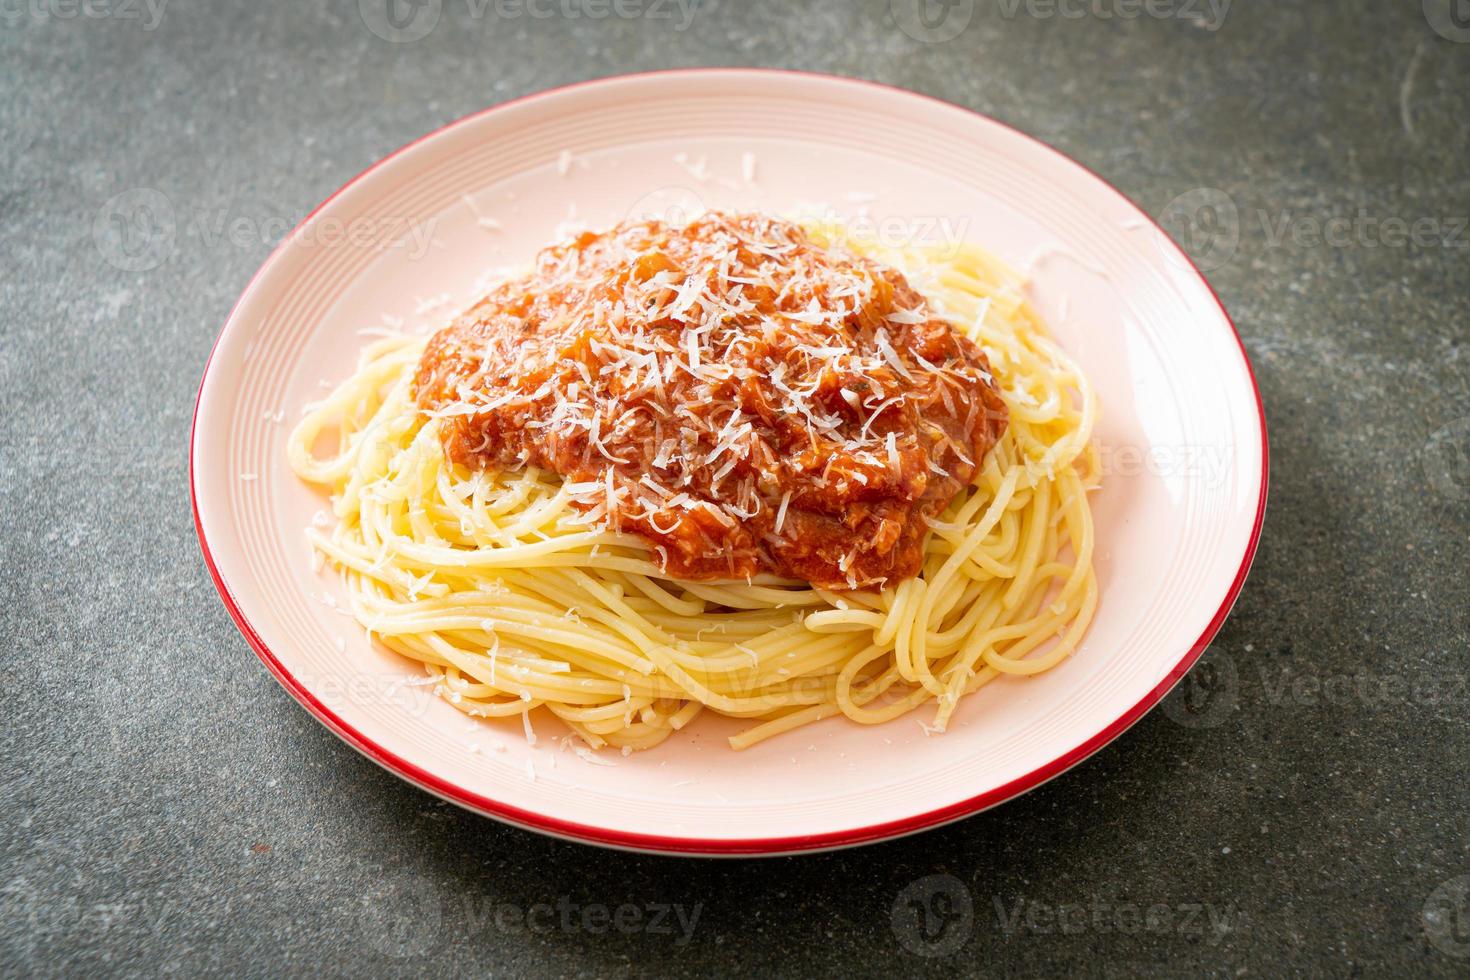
[192,69,1267,855]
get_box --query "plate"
[192,70,1267,855]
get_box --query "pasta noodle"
[287,231,1099,752]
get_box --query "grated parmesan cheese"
[412,212,1007,589]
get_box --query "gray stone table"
[3,0,1468,975]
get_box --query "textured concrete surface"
[3,0,1469,975]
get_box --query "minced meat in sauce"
[414,212,1007,590]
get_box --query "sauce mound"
[414,212,1007,589]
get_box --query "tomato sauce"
[415,212,1006,589]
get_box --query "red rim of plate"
[190,68,1270,856]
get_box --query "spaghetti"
[288,217,1099,752]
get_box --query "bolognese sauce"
[414,212,1007,589]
